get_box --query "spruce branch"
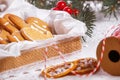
[77,4,96,37]
[102,0,119,20]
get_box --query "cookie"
[21,26,53,40]
[11,32,24,41]
[7,34,19,42]
[26,17,50,31]
[0,28,10,40]
[3,14,15,26]
[42,61,77,78]
[0,18,19,33]
[0,36,8,44]
[4,14,53,41]
[0,18,25,41]
[26,17,52,37]
[42,58,98,78]
[71,58,98,75]
[8,14,28,30]
[8,14,53,40]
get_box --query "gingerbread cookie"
[8,14,27,30]
[0,18,25,42]
[0,18,19,33]
[7,34,19,42]
[26,17,50,31]
[3,14,16,26]
[0,36,8,44]
[0,28,10,40]
[21,26,53,40]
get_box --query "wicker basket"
[0,37,82,72]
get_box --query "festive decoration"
[52,0,79,15]
[56,0,67,10]
[63,6,73,14]
[97,24,120,76]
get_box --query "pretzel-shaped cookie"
[42,61,77,78]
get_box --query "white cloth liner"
[0,0,86,59]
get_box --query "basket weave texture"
[0,37,81,72]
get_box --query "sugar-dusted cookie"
[42,61,77,78]
[42,57,98,78]
[71,58,98,75]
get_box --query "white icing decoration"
[31,25,44,34]
[34,20,38,23]
[4,22,9,26]
[21,29,34,41]
[0,37,3,40]
[34,20,47,28]
[13,36,20,42]
[32,23,47,33]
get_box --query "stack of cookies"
[0,14,53,44]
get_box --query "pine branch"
[102,0,119,20]
[77,4,96,37]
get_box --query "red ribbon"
[112,24,120,38]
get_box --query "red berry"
[63,6,73,14]
[73,9,80,16]
[56,0,67,10]
[52,7,60,10]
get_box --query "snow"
[1,12,120,80]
